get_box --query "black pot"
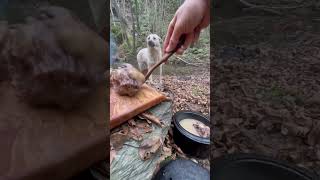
[152,159,210,180]
[172,111,210,159]
[212,153,320,180]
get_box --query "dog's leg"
[137,61,141,71]
[148,61,153,83]
[160,64,163,85]
[159,50,163,88]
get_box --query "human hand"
[163,0,210,55]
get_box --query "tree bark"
[134,0,140,32]
[129,0,136,52]
[110,3,116,26]
[112,0,131,48]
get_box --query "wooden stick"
[144,53,174,81]
[140,112,162,127]
[175,56,200,67]
[144,34,186,82]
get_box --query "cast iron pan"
[173,111,210,159]
[212,153,320,180]
[152,159,210,180]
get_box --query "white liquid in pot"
[179,118,210,138]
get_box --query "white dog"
[137,34,162,84]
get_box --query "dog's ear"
[158,37,162,43]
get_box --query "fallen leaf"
[110,146,117,164]
[226,118,243,126]
[136,121,153,133]
[140,112,163,127]
[129,126,143,141]
[128,119,136,126]
[158,145,172,162]
[110,132,129,150]
[139,136,162,160]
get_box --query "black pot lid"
[152,159,210,180]
[212,154,320,180]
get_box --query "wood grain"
[110,84,166,129]
[0,82,107,180]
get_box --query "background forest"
[110,0,210,116]
[110,0,211,171]
[111,0,210,60]
[213,0,320,174]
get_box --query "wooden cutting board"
[110,84,166,129]
[0,82,107,180]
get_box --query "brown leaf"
[306,92,320,106]
[110,147,117,164]
[136,121,153,133]
[128,119,136,126]
[110,132,129,151]
[129,126,143,141]
[159,145,172,163]
[139,136,162,161]
[226,118,243,126]
[140,112,163,127]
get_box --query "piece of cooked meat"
[0,21,9,82]
[110,63,145,96]
[4,6,107,109]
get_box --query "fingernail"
[176,49,184,55]
[181,45,187,50]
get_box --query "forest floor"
[119,38,211,170]
[147,53,210,116]
[122,36,211,115]
[212,8,320,174]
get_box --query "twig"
[145,35,186,82]
[240,0,313,9]
[242,7,282,15]
[123,143,139,148]
[172,144,187,158]
[194,57,207,63]
[140,112,163,127]
[239,0,282,15]
[175,56,200,67]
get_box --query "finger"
[180,33,194,50]
[176,48,184,55]
[166,21,183,52]
[198,10,210,29]
[194,29,201,43]
[163,16,176,53]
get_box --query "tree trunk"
[154,0,157,33]
[129,0,136,53]
[147,0,152,32]
[111,0,131,48]
[134,0,140,32]
[110,5,116,26]
[159,0,165,37]
[112,0,128,28]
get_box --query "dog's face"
[146,34,161,48]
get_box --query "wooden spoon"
[144,34,186,82]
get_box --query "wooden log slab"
[110,84,166,129]
[0,82,107,180]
